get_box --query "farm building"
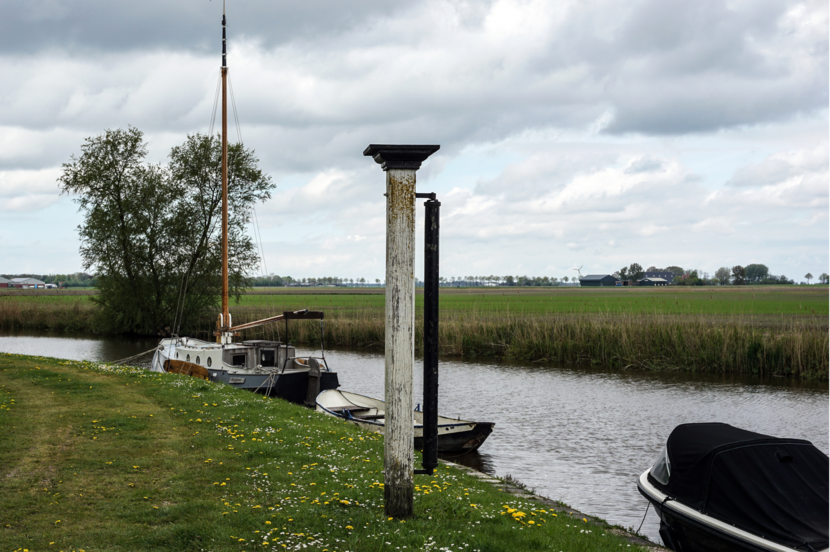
[579,274,619,287]
[643,271,674,282]
[0,276,9,288]
[639,277,669,287]
[10,278,46,289]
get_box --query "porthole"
[175,352,179,359]
[207,357,212,367]
[186,354,191,362]
[196,356,201,365]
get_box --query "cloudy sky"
[2,0,827,282]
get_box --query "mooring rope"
[109,347,160,366]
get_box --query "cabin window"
[175,352,179,359]
[261,349,275,367]
[207,357,212,367]
[650,447,671,485]
[196,356,201,365]
[186,354,191,362]
[232,354,246,367]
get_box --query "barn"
[579,274,619,287]
[639,277,669,287]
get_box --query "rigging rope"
[172,73,223,334]
[109,347,160,366]
[228,71,269,279]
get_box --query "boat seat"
[326,405,371,414]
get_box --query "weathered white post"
[364,144,439,518]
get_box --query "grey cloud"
[625,156,663,174]
[2,0,413,55]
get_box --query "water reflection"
[0,332,826,545]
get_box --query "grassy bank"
[1,287,827,379]
[0,353,644,552]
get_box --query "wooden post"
[364,144,439,518]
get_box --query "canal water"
[1,331,827,546]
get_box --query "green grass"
[236,286,829,316]
[3,285,828,316]
[0,353,646,552]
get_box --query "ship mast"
[220,1,231,342]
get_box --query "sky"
[1,0,827,282]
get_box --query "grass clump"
[0,353,645,552]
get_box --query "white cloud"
[0,0,825,279]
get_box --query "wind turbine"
[572,265,584,279]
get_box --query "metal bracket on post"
[414,193,439,476]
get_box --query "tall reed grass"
[230,306,828,380]
[1,300,826,379]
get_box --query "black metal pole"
[421,197,440,474]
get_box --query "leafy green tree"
[618,267,629,280]
[59,127,274,334]
[820,273,829,285]
[714,266,731,285]
[731,265,746,285]
[665,266,685,278]
[628,263,644,281]
[805,273,813,284]
[745,264,769,282]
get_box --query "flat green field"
[2,285,827,317]
[236,286,829,317]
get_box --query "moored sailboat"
[151,5,339,405]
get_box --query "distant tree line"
[611,263,829,286]
[10,267,828,291]
[249,274,582,287]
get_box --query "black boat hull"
[638,470,808,552]
[415,422,494,454]
[212,369,339,405]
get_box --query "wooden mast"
[221,2,230,335]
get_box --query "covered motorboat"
[316,389,494,454]
[637,423,828,552]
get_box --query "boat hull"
[154,342,339,406]
[638,470,814,552]
[210,368,339,403]
[316,389,494,454]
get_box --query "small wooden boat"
[316,389,494,454]
[637,423,828,552]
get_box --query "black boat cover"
[649,423,829,551]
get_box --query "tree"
[805,273,813,284]
[731,265,746,285]
[665,266,685,278]
[820,273,829,285]
[714,266,731,286]
[745,264,769,283]
[628,263,644,281]
[562,276,568,283]
[59,127,274,334]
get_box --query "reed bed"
[0,297,96,333]
[230,306,828,380]
[2,298,826,379]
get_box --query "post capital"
[363,144,440,171]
